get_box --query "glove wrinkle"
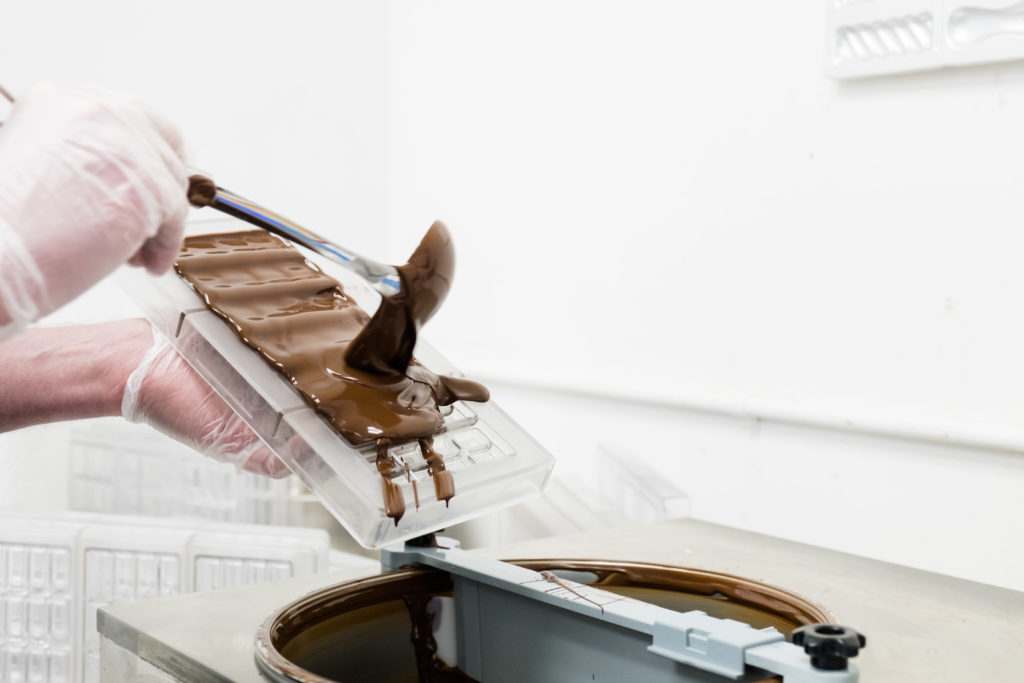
[121,325,289,479]
[121,326,164,422]
[0,82,189,331]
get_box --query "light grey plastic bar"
[381,542,860,682]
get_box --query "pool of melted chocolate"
[256,560,834,683]
[174,226,489,523]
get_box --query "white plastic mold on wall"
[827,0,1024,78]
[0,511,328,683]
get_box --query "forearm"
[0,216,47,339]
[0,319,151,432]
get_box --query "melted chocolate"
[174,228,489,523]
[346,221,456,377]
[509,560,830,630]
[258,561,830,682]
[403,593,478,682]
[421,437,455,506]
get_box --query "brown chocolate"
[421,437,455,507]
[346,220,456,377]
[174,227,489,522]
[375,438,406,522]
[186,174,217,207]
[403,593,478,682]
[257,560,833,682]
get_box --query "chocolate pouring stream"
[173,227,489,524]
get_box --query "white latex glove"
[122,327,290,479]
[0,83,188,339]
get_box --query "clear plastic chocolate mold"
[116,221,554,549]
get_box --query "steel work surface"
[98,518,1023,682]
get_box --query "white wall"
[3,0,391,326]
[384,1,1024,444]
[4,0,390,259]
[1,2,1022,591]
[382,2,1024,589]
[490,380,1024,592]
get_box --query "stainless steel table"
[98,519,1024,682]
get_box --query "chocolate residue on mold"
[420,437,455,507]
[173,226,489,523]
[376,438,406,523]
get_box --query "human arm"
[0,319,144,430]
[0,319,288,478]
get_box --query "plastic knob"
[791,624,867,671]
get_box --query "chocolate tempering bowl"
[254,559,835,683]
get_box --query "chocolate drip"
[376,438,405,525]
[402,593,478,683]
[173,228,488,519]
[346,220,455,376]
[420,437,455,507]
[437,374,491,404]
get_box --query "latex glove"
[122,326,290,479]
[0,83,188,340]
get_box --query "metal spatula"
[187,174,402,297]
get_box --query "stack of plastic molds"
[0,511,329,683]
[118,229,555,549]
[68,418,291,524]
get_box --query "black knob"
[791,624,867,671]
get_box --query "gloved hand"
[0,83,188,339]
[0,319,287,478]
[122,325,290,478]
